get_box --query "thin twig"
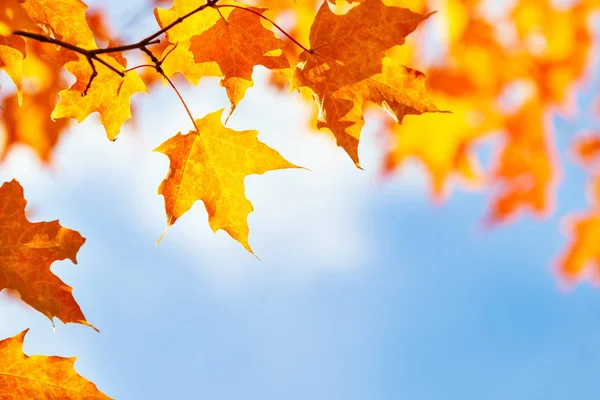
[91,39,161,55]
[12,0,222,93]
[13,30,124,77]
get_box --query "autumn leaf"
[155,109,301,253]
[574,135,600,167]
[189,7,290,119]
[486,99,557,224]
[0,36,25,103]
[0,180,94,330]
[1,90,69,162]
[292,0,440,166]
[510,0,593,107]
[155,40,220,86]
[154,0,228,44]
[0,330,110,399]
[0,0,39,102]
[19,0,97,49]
[1,42,73,162]
[558,176,600,281]
[153,0,239,86]
[383,97,497,198]
[51,52,147,140]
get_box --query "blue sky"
[1,1,600,399]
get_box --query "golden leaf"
[155,109,301,253]
[0,330,110,399]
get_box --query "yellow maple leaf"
[155,109,301,253]
[159,41,220,85]
[0,330,110,399]
[383,96,498,198]
[51,52,147,140]
[292,0,440,166]
[0,36,25,103]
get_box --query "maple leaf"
[1,91,69,162]
[0,36,25,103]
[152,0,238,86]
[19,0,97,49]
[292,0,440,166]
[1,42,73,162]
[155,109,301,253]
[511,0,593,107]
[51,52,147,140]
[383,97,498,198]
[487,99,557,224]
[558,177,600,281]
[0,0,39,103]
[158,41,220,86]
[154,0,225,44]
[189,7,290,119]
[0,180,94,330]
[0,330,110,399]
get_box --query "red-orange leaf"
[292,0,440,166]
[0,330,110,399]
[155,109,301,253]
[189,7,289,119]
[0,180,93,330]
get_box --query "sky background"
[1,1,600,399]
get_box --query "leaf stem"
[163,74,199,132]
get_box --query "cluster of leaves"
[0,0,598,396]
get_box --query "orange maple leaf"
[558,177,600,281]
[189,7,290,119]
[559,212,600,281]
[0,330,110,399]
[0,180,94,330]
[155,109,301,253]
[558,137,600,281]
[292,0,440,166]
[0,0,39,103]
[1,42,73,162]
[19,0,97,49]
[152,0,237,86]
[487,99,557,224]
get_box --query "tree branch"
[12,0,221,94]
